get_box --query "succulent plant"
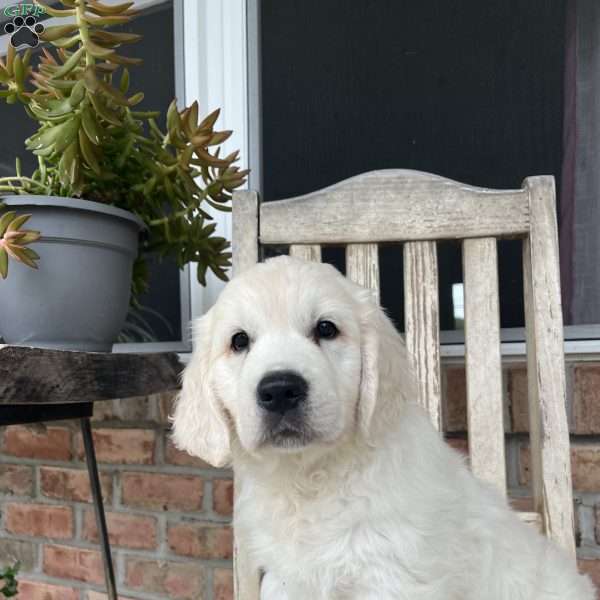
[0,0,248,295]
[0,562,19,597]
[0,204,41,279]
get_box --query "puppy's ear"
[171,309,232,467]
[351,284,417,438]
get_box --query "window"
[252,0,596,345]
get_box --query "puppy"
[172,255,595,600]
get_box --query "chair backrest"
[231,169,575,600]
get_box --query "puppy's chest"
[248,491,366,583]
[246,491,411,596]
[243,486,468,599]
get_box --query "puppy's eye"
[231,331,250,352]
[315,320,338,340]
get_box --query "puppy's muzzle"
[256,370,308,415]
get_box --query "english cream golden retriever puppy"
[172,256,594,600]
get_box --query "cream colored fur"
[172,256,594,600]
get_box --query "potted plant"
[0,0,247,351]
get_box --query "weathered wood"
[232,190,262,600]
[260,170,529,245]
[522,176,575,555]
[232,191,260,277]
[0,346,181,405]
[234,532,261,600]
[463,238,506,494]
[289,244,322,262]
[231,171,575,595]
[518,511,543,533]
[403,241,442,430]
[345,244,380,304]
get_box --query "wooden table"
[0,346,182,600]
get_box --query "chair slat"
[232,191,259,276]
[345,243,380,303]
[260,170,530,244]
[232,190,262,599]
[463,238,506,494]
[289,244,322,262]
[403,241,442,430]
[234,540,260,600]
[522,176,575,555]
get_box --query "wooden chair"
[231,169,575,599]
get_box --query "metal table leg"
[81,417,117,600]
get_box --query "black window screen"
[260,0,565,332]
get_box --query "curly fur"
[172,256,595,600]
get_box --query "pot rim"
[1,194,146,231]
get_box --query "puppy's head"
[171,255,409,467]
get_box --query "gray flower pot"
[0,195,144,352]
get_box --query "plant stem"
[0,176,48,192]
[76,0,95,69]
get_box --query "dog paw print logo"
[4,14,44,49]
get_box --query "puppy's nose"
[257,371,308,414]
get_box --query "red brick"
[508,367,529,433]
[445,437,469,456]
[125,558,206,599]
[509,496,534,512]
[83,510,157,549]
[214,568,234,600]
[165,437,210,468]
[213,479,234,516]
[121,472,203,511]
[577,559,600,598]
[40,466,112,503]
[5,503,73,539]
[520,445,600,492]
[75,428,155,465]
[0,464,33,496]
[92,396,156,422]
[168,522,233,559]
[566,446,600,492]
[444,367,467,431]
[17,580,79,600]
[43,544,104,584]
[1,426,71,461]
[573,364,600,434]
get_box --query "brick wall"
[444,361,600,597]
[0,361,599,599]
[0,393,233,600]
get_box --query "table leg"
[81,417,117,600]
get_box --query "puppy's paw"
[260,571,290,600]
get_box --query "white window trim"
[120,0,250,353]
[179,0,248,320]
